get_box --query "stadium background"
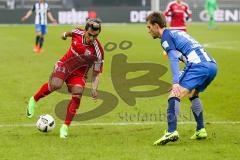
[0,0,240,160]
[1,0,240,23]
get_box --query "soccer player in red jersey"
[26,19,104,138]
[164,0,192,32]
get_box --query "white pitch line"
[203,41,240,51]
[0,121,240,128]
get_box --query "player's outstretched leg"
[26,82,52,118]
[190,96,207,139]
[154,97,180,145]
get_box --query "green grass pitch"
[0,23,240,160]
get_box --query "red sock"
[34,83,52,102]
[65,96,81,126]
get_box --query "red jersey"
[59,28,104,78]
[165,1,191,31]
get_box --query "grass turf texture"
[0,23,240,159]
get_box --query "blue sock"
[167,97,180,132]
[190,96,204,131]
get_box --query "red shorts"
[51,61,86,87]
[65,74,86,88]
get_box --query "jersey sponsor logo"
[74,41,77,45]
[200,9,240,22]
[26,108,31,116]
[58,10,94,24]
[130,10,152,23]
[84,49,91,56]
[162,41,169,50]
[174,9,185,13]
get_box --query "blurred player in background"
[21,0,57,53]
[26,19,104,138]
[146,12,217,145]
[87,10,97,20]
[205,0,218,30]
[164,0,192,32]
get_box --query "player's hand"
[172,83,181,97]
[91,89,98,100]
[52,19,58,25]
[185,16,189,21]
[61,32,67,40]
[61,36,67,40]
[162,51,168,59]
[21,17,26,22]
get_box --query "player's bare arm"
[21,10,32,21]
[91,71,100,100]
[47,12,57,24]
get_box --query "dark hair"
[146,11,166,28]
[85,18,102,32]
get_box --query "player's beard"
[88,40,94,45]
[152,34,159,39]
[84,37,93,45]
[150,32,159,39]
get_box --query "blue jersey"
[161,29,215,64]
[160,29,216,85]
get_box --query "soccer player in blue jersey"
[21,0,57,53]
[146,11,217,145]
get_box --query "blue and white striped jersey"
[161,29,215,64]
[32,2,49,25]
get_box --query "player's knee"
[168,90,181,99]
[37,32,42,37]
[49,77,64,91]
[49,81,63,91]
[71,92,83,98]
[188,89,199,99]
[168,90,183,99]
[71,87,84,98]
[51,84,62,91]
[168,94,180,100]
[168,91,188,99]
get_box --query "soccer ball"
[36,114,55,132]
